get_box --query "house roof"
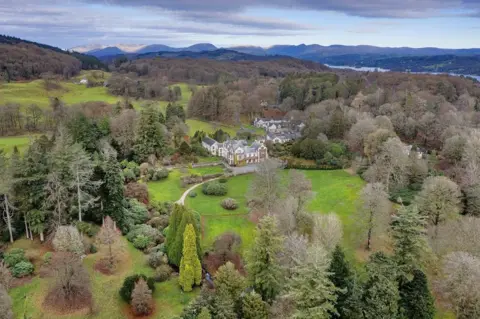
[202,136,217,146]
[263,108,287,120]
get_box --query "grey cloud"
[83,0,476,19]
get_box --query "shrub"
[90,244,97,254]
[150,201,174,215]
[43,252,53,265]
[147,216,169,230]
[126,199,150,225]
[74,221,100,237]
[53,226,85,254]
[221,198,238,210]
[218,177,228,183]
[152,168,169,181]
[119,274,155,302]
[124,182,149,204]
[188,191,197,198]
[154,264,173,282]
[4,248,27,267]
[123,168,136,182]
[11,261,34,278]
[148,251,168,268]
[181,174,203,186]
[202,181,228,196]
[126,224,163,245]
[133,235,152,250]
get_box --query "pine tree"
[167,205,201,267]
[391,205,429,280]
[215,262,246,301]
[102,158,126,232]
[197,307,212,319]
[131,278,153,316]
[328,245,354,318]
[212,287,237,319]
[247,215,284,302]
[242,291,268,319]
[362,252,400,319]
[134,105,166,162]
[179,224,202,292]
[286,244,338,319]
[399,269,435,319]
[166,204,183,263]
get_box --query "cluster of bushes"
[221,198,238,210]
[121,160,141,183]
[4,249,34,278]
[202,181,228,196]
[181,174,203,187]
[74,221,100,237]
[126,225,163,250]
[144,167,169,182]
[125,199,150,226]
[291,139,350,168]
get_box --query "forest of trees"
[0,35,106,81]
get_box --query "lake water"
[325,64,480,82]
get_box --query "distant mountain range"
[75,42,480,59]
[70,42,480,76]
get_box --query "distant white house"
[202,137,268,166]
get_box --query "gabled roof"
[202,136,217,146]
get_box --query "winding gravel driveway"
[176,178,220,205]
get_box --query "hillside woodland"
[0,35,106,81]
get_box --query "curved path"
[176,177,220,205]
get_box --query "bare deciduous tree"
[44,253,92,311]
[0,284,13,319]
[441,252,480,319]
[131,278,153,316]
[429,216,480,257]
[287,170,313,214]
[111,109,137,157]
[364,137,410,193]
[96,216,120,271]
[414,176,462,239]
[313,213,344,252]
[357,183,391,250]
[279,232,308,276]
[247,159,284,214]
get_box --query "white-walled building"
[202,137,268,166]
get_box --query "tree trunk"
[77,170,82,222]
[24,213,30,239]
[366,211,373,251]
[4,195,13,243]
[40,231,44,242]
[29,223,33,241]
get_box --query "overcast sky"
[2,0,480,49]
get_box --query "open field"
[186,119,265,137]
[0,79,193,112]
[9,238,198,319]
[0,135,39,155]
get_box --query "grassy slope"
[186,119,265,137]
[148,170,185,203]
[9,238,198,319]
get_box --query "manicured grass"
[186,174,252,216]
[9,237,197,319]
[305,170,364,222]
[148,170,185,203]
[0,135,38,155]
[186,174,255,251]
[189,166,224,176]
[198,156,222,163]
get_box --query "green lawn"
[148,170,185,203]
[9,237,197,319]
[189,166,224,176]
[186,174,255,251]
[0,135,39,155]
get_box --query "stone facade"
[202,137,268,166]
